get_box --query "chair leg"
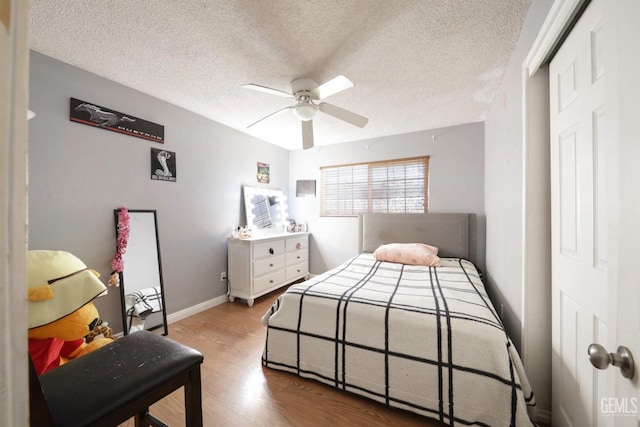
[28,357,55,426]
[134,408,149,427]
[184,366,203,427]
[146,413,169,427]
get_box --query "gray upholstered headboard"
[358,213,477,262]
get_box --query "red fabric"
[29,337,84,375]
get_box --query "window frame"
[319,156,430,217]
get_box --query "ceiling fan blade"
[318,102,368,128]
[311,75,354,100]
[301,120,314,150]
[247,106,292,128]
[241,83,294,99]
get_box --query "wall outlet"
[221,272,227,282]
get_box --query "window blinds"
[320,156,429,217]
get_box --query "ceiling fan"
[242,75,368,149]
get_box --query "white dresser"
[227,232,309,306]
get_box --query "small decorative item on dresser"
[239,225,252,238]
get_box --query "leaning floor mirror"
[114,209,168,336]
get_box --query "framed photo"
[257,162,270,183]
[296,180,316,197]
[151,148,176,182]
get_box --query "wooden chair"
[29,330,204,427]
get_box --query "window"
[320,156,429,217]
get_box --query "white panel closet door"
[550,0,609,425]
[551,0,640,426]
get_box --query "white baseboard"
[167,294,229,324]
[113,294,229,337]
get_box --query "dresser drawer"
[286,261,308,281]
[254,269,286,294]
[286,250,308,265]
[286,236,308,252]
[254,255,285,277]
[253,240,285,259]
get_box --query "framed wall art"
[296,180,316,197]
[70,97,164,143]
[151,148,176,182]
[257,162,270,183]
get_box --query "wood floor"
[118,287,443,426]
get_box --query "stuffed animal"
[28,250,114,375]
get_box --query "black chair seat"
[36,330,203,427]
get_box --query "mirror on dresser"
[229,186,309,306]
[114,209,168,336]
[242,186,288,235]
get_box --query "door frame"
[521,0,590,423]
[0,0,30,426]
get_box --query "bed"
[261,213,535,426]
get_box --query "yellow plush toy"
[28,250,114,375]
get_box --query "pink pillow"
[373,243,441,267]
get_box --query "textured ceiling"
[29,0,531,151]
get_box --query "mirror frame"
[114,209,168,336]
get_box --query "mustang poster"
[70,97,164,143]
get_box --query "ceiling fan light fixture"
[293,102,317,121]
[242,75,367,149]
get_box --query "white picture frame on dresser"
[227,232,310,306]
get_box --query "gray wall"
[28,51,290,333]
[484,0,554,415]
[287,122,485,274]
[484,0,552,350]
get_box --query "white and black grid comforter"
[261,253,535,426]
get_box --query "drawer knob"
[269,263,273,267]
[269,280,274,283]
[269,248,274,254]
[297,255,300,259]
[296,243,301,250]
